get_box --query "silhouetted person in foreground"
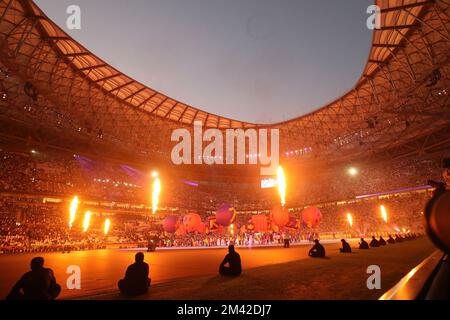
[370,236,380,248]
[379,236,387,246]
[6,257,61,300]
[340,239,352,253]
[309,239,326,258]
[387,235,396,244]
[395,234,404,243]
[118,252,151,296]
[219,245,242,277]
[359,238,369,249]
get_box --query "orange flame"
[104,218,111,235]
[151,172,161,215]
[69,196,79,229]
[347,213,353,227]
[83,211,91,233]
[380,205,388,223]
[277,166,286,207]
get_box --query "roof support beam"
[380,1,432,14]
[108,80,133,93]
[93,73,121,83]
[78,64,107,72]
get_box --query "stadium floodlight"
[348,167,358,176]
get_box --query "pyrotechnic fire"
[347,213,353,227]
[380,205,388,223]
[104,218,111,235]
[83,211,91,232]
[69,196,79,229]
[277,166,286,207]
[230,224,234,236]
[152,172,161,215]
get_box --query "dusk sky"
[35,0,373,124]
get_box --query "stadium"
[0,0,450,301]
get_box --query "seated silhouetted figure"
[379,236,387,246]
[395,234,404,243]
[118,252,151,296]
[370,236,380,248]
[387,235,396,244]
[309,239,326,258]
[219,245,242,277]
[340,239,352,253]
[6,257,61,300]
[359,238,369,249]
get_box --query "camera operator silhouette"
[118,252,151,296]
[309,239,326,258]
[219,245,242,277]
[387,234,396,244]
[359,238,370,249]
[370,236,380,247]
[340,239,352,253]
[6,257,61,300]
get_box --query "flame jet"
[104,218,111,235]
[347,213,353,227]
[83,211,91,232]
[69,196,79,229]
[380,205,388,223]
[277,166,286,207]
[151,171,161,215]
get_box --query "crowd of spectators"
[0,149,443,254]
[0,150,444,211]
[313,192,428,234]
[0,190,430,254]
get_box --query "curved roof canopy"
[22,0,257,129]
[0,0,449,166]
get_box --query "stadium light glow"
[348,167,358,176]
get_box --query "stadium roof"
[0,0,449,167]
[5,0,256,129]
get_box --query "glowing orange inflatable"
[271,204,289,227]
[252,215,268,232]
[162,215,179,233]
[301,207,322,229]
[216,205,236,227]
[182,213,202,233]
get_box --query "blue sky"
[35,0,373,123]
